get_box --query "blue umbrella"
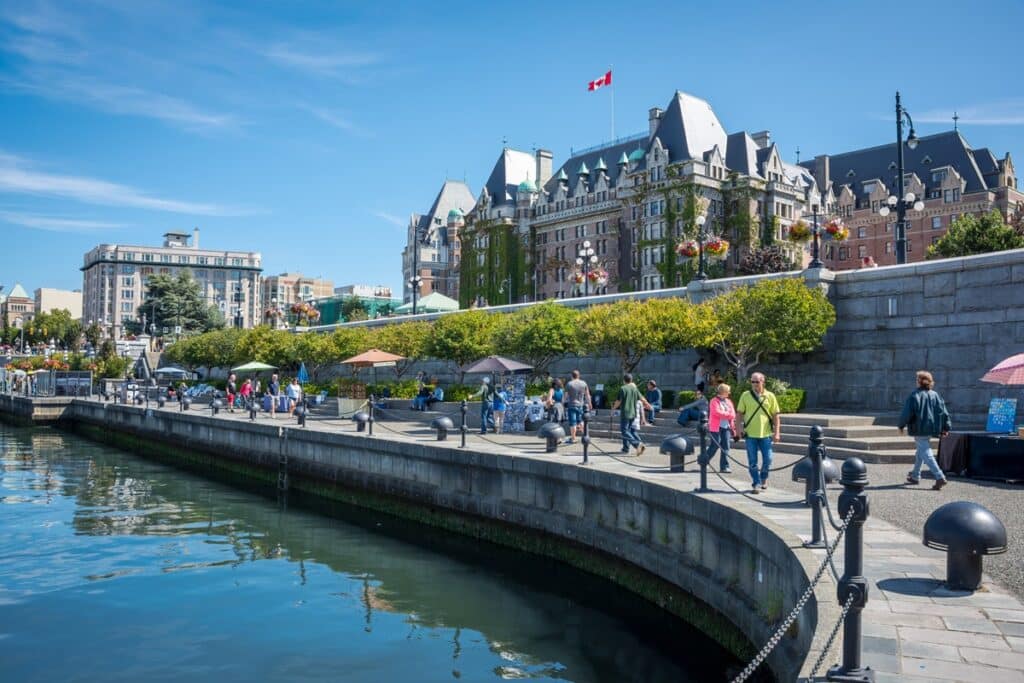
[297,362,310,384]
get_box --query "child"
[492,386,509,433]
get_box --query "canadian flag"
[588,70,612,91]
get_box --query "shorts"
[696,382,706,394]
[566,406,584,426]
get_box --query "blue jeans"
[745,436,773,486]
[620,417,642,451]
[704,427,731,470]
[413,396,427,410]
[479,401,494,433]
[911,435,944,481]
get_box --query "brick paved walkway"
[215,406,1023,681]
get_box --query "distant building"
[800,132,1022,269]
[401,181,475,305]
[260,273,334,323]
[34,288,82,320]
[1,283,34,327]
[81,229,262,338]
[335,284,393,298]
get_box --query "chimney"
[536,148,553,188]
[192,227,200,249]
[752,130,771,149]
[813,155,831,197]
[648,107,663,139]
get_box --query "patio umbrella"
[231,361,278,373]
[981,353,1024,385]
[460,355,533,375]
[296,362,310,384]
[341,349,406,389]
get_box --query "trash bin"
[592,384,606,409]
[525,399,546,431]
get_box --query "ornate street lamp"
[497,276,513,305]
[572,240,606,297]
[878,92,926,264]
[676,214,729,282]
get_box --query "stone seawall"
[57,399,833,681]
[0,395,74,426]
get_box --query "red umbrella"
[981,353,1024,385]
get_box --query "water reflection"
[0,425,746,682]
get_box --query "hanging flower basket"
[787,221,812,243]
[676,240,699,258]
[824,218,849,241]
[571,271,585,286]
[587,268,608,288]
[704,237,730,259]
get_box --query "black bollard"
[580,411,591,465]
[295,403,306,427]
[696,409,710,492]
[460,399,468,448]
[249,397,257,421]
[368,394,375,436]
[805,425,827,549]
[827,458,874,683]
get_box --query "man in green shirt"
[612,373,653,455]
[736,372,781,493]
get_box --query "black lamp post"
[809,206,824,269]
[576,240,597,296]
[694,215,710,281]
[497,276,512,305]
[879,92,924,264]
[409,221,435,315]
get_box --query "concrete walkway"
[210,406,1023,681]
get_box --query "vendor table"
[939,432,1024,482]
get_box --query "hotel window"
[121,302,133,312]
[932,216,942,229]
[885,242,892,254]
[885,222,893,233]
[161,254,172,263]
[122,277,133,287]
[932,170,947,183]
[121,265,134,274]
[232,258,243,266]
[838,247,848,261]
[858,245,868,258]
[121,289,134,299]
[858,227,867,238]
[179,255,190,264]
[121,252,135,260]
[142,253,153,262]
[908,240,913,252]
[198,256,208,265]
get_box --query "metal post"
[828,458,873,682]
[695,230,708,281]
[810,206,823,269]
[581,411,591,465]
[697,409,710,492]
[460,399,468,448]
[368,393,375,436]
[895,92,907,265]
[805,425,827,549]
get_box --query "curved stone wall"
[64,400,834,681]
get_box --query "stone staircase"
[585,410,926,464]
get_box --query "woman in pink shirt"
[704,383,737,473]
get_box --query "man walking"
[563,369,592,444]
[226,373,238,412]
[471,376,495,434]
[268,373,281,418]
[612,373,652,456]
[898,370,950,490]
[736,372,781,494]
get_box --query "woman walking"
[898,370,951,490]
[704,383,737,473]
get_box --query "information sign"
[986,398,1018,433]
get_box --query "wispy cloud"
[0,152,253,216]
[915,100,1024,126]
[264,44,379,78]
[373,211,407,228]
[1,70,238,132]
[301,105,370,136]
[0,210,124,233]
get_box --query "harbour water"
[0,423,744,682]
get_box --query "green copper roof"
[594,157,607,171]
[577,162,590,175]
[618,152,629,165]
[447,208,464,218]
[517,179,536,193]
[628,147,645,162]
[556,169,568,181]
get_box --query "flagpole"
[610,64,615,140]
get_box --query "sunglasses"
[750,380,763,384]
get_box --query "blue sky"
[1,0,1022,298]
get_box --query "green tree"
[341,296,369,322]
[705,277,836,380]
[293,332,337,382]
[578,299,698,373]
[427,310,498,380]
[139,271,224,336]
[374,321,432,379]
[738,246,798,276]
[494,301,580,378]
[926,210,1024,260]
[233,326,296,370]
[330,326,373,362]
[84,321,103,348]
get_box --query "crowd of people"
[219,372,305,417]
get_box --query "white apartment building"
[81,229,262,338]
[34,288,83,320]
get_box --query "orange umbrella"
[341,349,406,367]
[341,349,406,389]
